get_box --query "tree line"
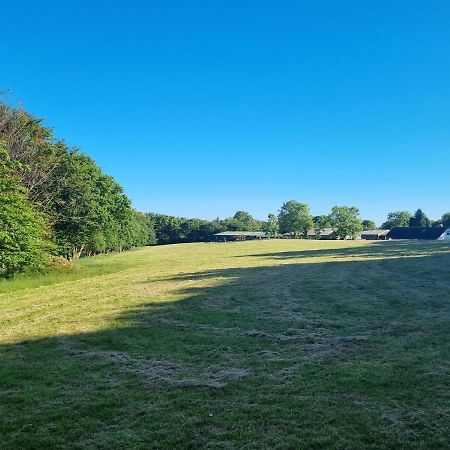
[146,205,450,247]
[0,102,154,277]
[148,202,372,244]
[381,209,450,229]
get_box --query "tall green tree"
[223,211,260,231]
[0,104,69,221]
[362,219,377,231]
[131,211,156,246]
[262,213,279,237]
[148,214,183,244]
[409,209,430,227]
[51,153,105,258]
[278,200,313,238]
[232,211,254,224]
[441,212,450,228]
[329,206,363,240]
[0,145,49,276]
[381,211,411,229]
[313,215,332,229]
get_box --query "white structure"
[438,228,450,241]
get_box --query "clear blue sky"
[1,1,449,225]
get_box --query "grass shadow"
[238,240,450,260]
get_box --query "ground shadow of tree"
[238,240,450,260]
[1,244,450,449]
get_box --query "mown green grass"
[1,239,450,449]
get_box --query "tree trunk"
[72,244,85,260]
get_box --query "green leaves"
[278,200,313,238]
[409,209,431,227]
[262,213,279,236]
[0,145,50,276]
[381,211,411,229]
[362,219,377,231]
[51,152,152,258]
[329,206,363,240]
[442,213,450,228]
[0,102,154,273]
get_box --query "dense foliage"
[381,209,448,229]
[148,211,264,245]
[329,206,363,240]
[0,102,153,274]
[0,145,50,276]
[362,219,377,231]
[312,215,332,229]
[278,200,313,238]
[381,211,411,229]
[408,208,431,227]
[262,213,279,237]
[442,213,450,228]
[148,206,450,247]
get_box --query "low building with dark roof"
[307,228,336,240]
[387,227,450,240]
[361,229,390,240]
[214,231,267,241]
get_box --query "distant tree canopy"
[225,211,261,232]
[147,211,264,245]
[148,206,376,244]
[362,220,377,231]
[409,209,431,227]
[313,215,332,229]
[442,212,450,228]
[262,213,279,237]
[278,200,313,238]
[381,209,442,229]
[147,214,217,245]
[381,211,411,229]
[329,206,363,240]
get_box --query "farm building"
[281,232,305,238]
[387,227,450,240]
[307,228,336,240]
[214,231,267,241]
[281,228,336,239]
[361,229,390,240]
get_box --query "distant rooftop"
[361,229,390,236]
[214,231,267,237]
[387,227,447,240]
[306,227,335,236]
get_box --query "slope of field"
[1,240,450,449]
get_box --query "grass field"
[1,239,450,449]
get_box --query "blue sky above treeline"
[1,1,449,224]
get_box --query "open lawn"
[1,240,450,449]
